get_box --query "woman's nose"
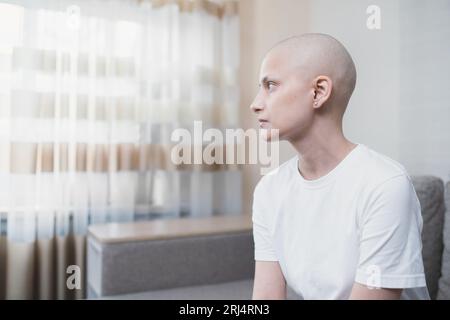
[250,95,264,113]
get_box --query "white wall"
[307,0,450,181]
[308,0,401,160]
[398,0,450,181]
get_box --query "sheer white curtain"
[0,0,240,299]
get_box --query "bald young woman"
[250,34,429,300]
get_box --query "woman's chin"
[259,128,280,142]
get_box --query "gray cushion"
[88,231,254,298]
[437,181,450,299]
[103,279,255,300]
[102,279,301,300]
[411,176,445,299]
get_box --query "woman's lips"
[258,120,269,128]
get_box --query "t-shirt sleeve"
[355,174,427,289]
[252,181,278,262]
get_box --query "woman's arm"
[252,261,287,300]
[349,282,402,299]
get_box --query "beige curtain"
[0,0,240,299]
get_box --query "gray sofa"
[87,176,450,300]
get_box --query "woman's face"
[250,48,316,142]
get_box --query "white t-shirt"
[252,144,430,299]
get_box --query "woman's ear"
[312,75,332,109]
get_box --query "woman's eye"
[267,82,276,91]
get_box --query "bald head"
[267,33,357,115]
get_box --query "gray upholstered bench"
[87,215,256,299]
